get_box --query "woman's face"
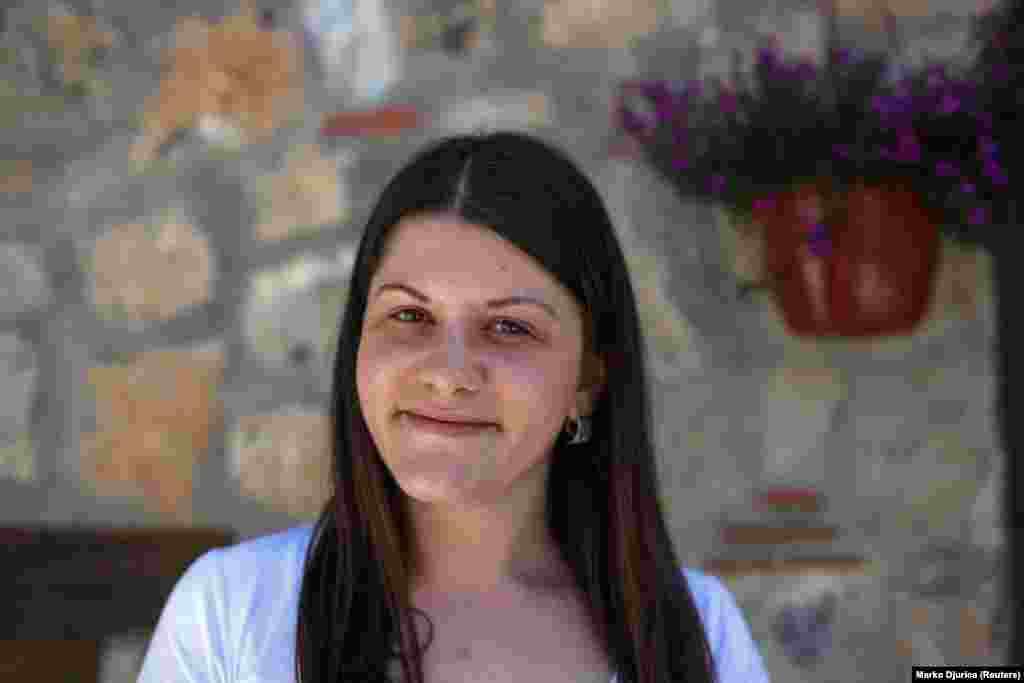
[356,212,602,507]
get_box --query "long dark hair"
[295,131,718,683]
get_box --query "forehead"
[374,214,565,296]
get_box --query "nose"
[417,326,484,395]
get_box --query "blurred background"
[0,0,1016,680]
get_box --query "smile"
[399,412,499,437]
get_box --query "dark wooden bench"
[1,526,235,681]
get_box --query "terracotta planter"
[752,182,941,338]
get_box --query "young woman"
[137,132,770,683]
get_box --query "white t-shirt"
[137,523,770,683]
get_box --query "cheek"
[355,341,393,418]
[500,358,577,423]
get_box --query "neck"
[405,495,570,596]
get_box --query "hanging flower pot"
[754,182,941,338]
[619,1,1011,292]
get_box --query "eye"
[389,308,533,338]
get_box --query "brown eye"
[389,308,533,338]
[492,319,532,337]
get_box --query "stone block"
[88,207,213,324]
[45,10,116,89]
[80,345,226,522]
[755,10,826,63]
[959,604,993,660]
[228,405,332,517]
[758,364,844,487]
[0,158,34,194]
[243,247,355,375]
[540,0,660,49]
[252,142,349,242]
[0,333,37,484]
[835,0,936,28]
[399,2,496,56]
[440,90,553,136]
[0,244,50,316]
[131,0,304,165]
[600,160,705,381]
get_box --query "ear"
[574,351,606,417]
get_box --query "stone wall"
[0,0,1008,680]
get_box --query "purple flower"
[775,603,834,666]
[719,91,738,113]
[639,81,676,123]
[672,155,691,170]
[895,95,915,115]
[940,93,960,114]
[872,96,905,125]
[912,93,932,113]
[640,81,670,101]
[927,65,947,88]
[985,162,1009,185]
[969,207,987,225]
[753,196,776,212]
[936,161,957,177]
[709,174,727,194]
[653,100,676,124]
[961,181,976,194]
[620,108,653,136]
[795,60,817,81]
[757,47,778,72]
[672,83,696,108]
[807,222,831,257]
[809,240,831,258]
[895,129,921,162]
[833,144,851,159]
[832,47,851,65]
[895,146,919,163]
[980,138,999,159]
[956,80,978,98]
[886,63,911,85]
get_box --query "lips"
[399,411,499,437]
[401,410,496,427]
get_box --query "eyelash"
[388,308,534,338]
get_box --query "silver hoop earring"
[566,415,591,445]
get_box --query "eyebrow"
[371,282,561,322]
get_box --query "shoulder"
[216,523,318,679]
[217,522,318,577]
[201,521,317,616]
[681,567,737,627]
[680,567,771,683]
[138,522,317,683]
